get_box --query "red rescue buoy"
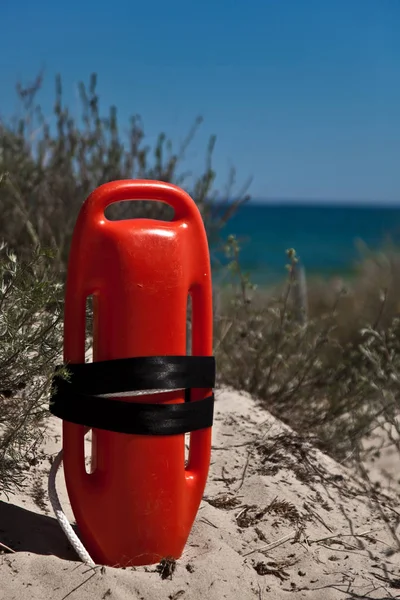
[50,180,215,567]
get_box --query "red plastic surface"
[62,180,213,567]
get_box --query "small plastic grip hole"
[104,200,174,222]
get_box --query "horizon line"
[243,197,400,206]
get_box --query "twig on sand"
[310,529,378,545]
[385,504,400,519]
[212,440,255,451]
[200,517,219,529]
[61,570,98,600]
[236,506,250,524]
[242,531,297,557]
[235,450,251,492]
[304,502,333,533]
[0,540,16,554]
[257,582,264,599]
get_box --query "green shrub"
[215,240,400,463]
[0,244,63,493]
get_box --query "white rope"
[48,449,96,567]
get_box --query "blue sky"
[1,0,399,203]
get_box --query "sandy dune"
[1,388,400,599]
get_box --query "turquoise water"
[212,202,400,285]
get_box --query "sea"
[212,202,400,286]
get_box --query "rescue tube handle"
[84,179,202,223]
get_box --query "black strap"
[49,355,215,436]
[53,355,215,395]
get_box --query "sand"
[1,387,400,599]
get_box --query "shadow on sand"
[0,500,80,561]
